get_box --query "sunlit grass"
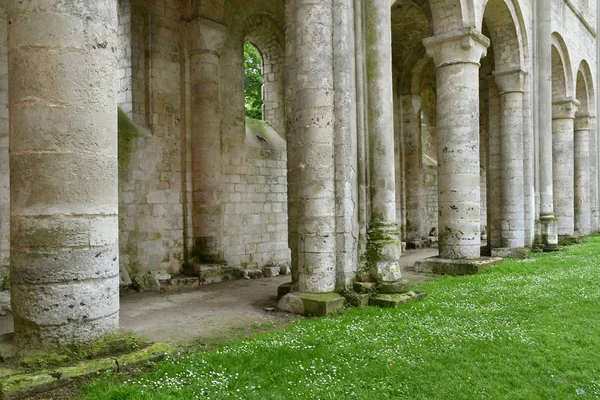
[81,236,600,399]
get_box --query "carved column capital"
[493,67,526,94]
[423,28,490,68]
[552,97,580,120]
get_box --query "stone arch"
[481,0,524,70]
[575,60,595,114]
[392,0,432,95]
[239,14,285,134]
[551,33,574,99]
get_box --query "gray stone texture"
[552,98,579,238]
[424,29,489,260]
[8,0,119,345]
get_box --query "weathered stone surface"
[277,293,304,315]
[344,292,370,308]
[415,257,503,275]
[370,291,427,308]
[300,293,345,317]
[353,282,375,294]
[377,280,410,294]
[132,272,161,292]
[151,270,171,282]
[277,263,291,275]
[277,282,293,299]
[238,269,263,279]
[119,266,132,287]
[167,277,200,290]
[262,266,280,277]
[491,247,531,259]
[0,291,10,316]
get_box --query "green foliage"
[82,236,600,399]
[244,42,263,120]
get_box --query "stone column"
[487,78,502,250]
[286,0,336,292]
[423,29,489,260]
[574,113,593,236]
[9,0,119,345]
[333,0,359,288]
[402,95,428,248]
[365,0,402,282]
[493,68,528,256]
[552,98,579,242]
[537,0,558,249]
[189,18,227,263]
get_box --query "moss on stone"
[1,343,173,400]
[0,267,9,290]
[16,330,152,371]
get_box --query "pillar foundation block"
[366,225,402,282]
[541,215,559,250]
[414,256,503,276]
[377,279,410,294]
[277,292,345,316]
[558,235,583,246]
[491,247,532,259]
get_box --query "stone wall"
[0,1,8,289]
[217,0,290,269]
[118,0,185,276]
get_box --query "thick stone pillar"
[493,68,528,256]
[537,0,558,249]
[9,0,119,344]
[286,0,336,292]
[574,113,593,236]
[552,98,579,242]
[365,0,402,282]
[424,29,489,260]
[190,19,227,263]
[402,95,428,247]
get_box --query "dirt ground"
[0,248,437,345]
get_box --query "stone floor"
[0,248,437,345]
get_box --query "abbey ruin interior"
[0,0,598,346]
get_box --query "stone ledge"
[558,235,583,246]
[414,256,503,275]
[0,342,174,400]
[491,247,531,259]
[370,291,427,308]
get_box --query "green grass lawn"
[81,237,600,400]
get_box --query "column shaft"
[487,80,502,249]
[402,95,427,243]
[190,19,227,263]
[574,115,593,236]
[365,0,401,281]
[9,0,119,345]
[424,29,489,259]
[286,0,336,292]
[552,99,578,239]
[537,0,558,247]
[333,0,359,288]
[494,69,526,249]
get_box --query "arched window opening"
[244,42,263,120]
